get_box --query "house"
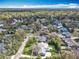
[20,25,28,30]
[23,17,29,23]
[58,27,68,33]
[38,35,48,42]
[0,21,5,27]
[38,42,48,49]
[57,23,63,29]
[0,43,5,53]
[40,25,49,33]
[32,42,48,56]
[11,19,17,25]
[38,42,48,56]
[28,25,33,30]
[0,24,4,27]
[0,29,6,33]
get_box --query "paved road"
[13,36,29,59]
[11,34,39,59]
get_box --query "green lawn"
[23,37,37,55]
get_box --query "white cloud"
[67,3,79,8]
[0,3,79,8]
[21,3,79,8]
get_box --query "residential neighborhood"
[0,10,79,59]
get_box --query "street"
[12,36,29,59]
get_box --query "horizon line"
[0,3,79,8]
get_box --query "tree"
[0,54,10,59]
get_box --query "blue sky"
[0,0,79,8]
